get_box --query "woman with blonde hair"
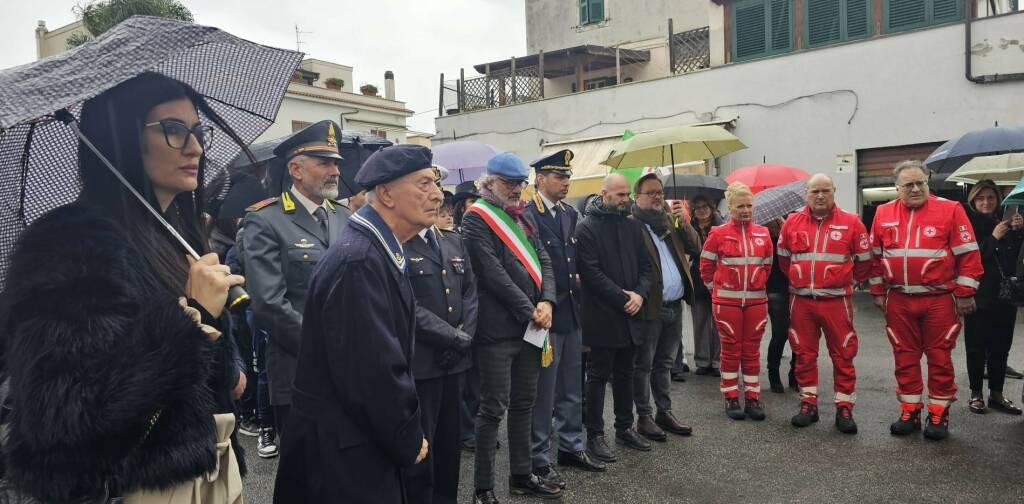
[699,182,774,420]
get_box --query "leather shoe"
[655,411,693,436]
[615,427,652,451]
[636,414,667,441]
[509,474,561,499]
[671,371,687,382]
[533,465,565,489]
[711,367,722,377]
[694,366,711,375]
[557,450,607,472]
[988,396,1023,415]
[586,435,617,463]
[474,489,499,504]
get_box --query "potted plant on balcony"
[325,77,345,90]
[359,83,378,96]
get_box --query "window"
[370,128,388,140]
[579,0,605,25]
[805,0,871,48]
[291,120,312,132]
[883,0,963,33]
[732,0,794,61]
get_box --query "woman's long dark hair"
[77,72,254,295]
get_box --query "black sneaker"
[533,465,566,489]
[791,401,819,428]
[835,405,858,434]
[615,427,652,451]
[923,407,950,441]
[509,474,561,499]
[257,428,279,458]
[586,434,617,463]
[238,416,259,437]
[474,489,499,504]
[744,398,766,421]
[889,405,922,436]
[725,397,746,420]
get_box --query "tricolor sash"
[467,199,542,289]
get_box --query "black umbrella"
[659,173,727,200]
[0,16,301,288]
[925,124,1024,174]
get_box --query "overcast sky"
[0,0,527,134]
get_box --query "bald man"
[575,173,655,461]
[776,174,871,434]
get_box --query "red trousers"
[788,296,858,407]
[713,303,768,400]
[884,291,961,408]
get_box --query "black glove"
[436,349,463,371]
[449,329,473,355]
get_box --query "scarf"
[479,186,538,238]
[632,205,671,239]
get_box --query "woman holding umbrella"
[1,73,248,502]
[699,182,774,421]
[963,180,1023,415]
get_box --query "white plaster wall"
[436,14,1024,213]
[526,0,711,53]
[258,95,409,142]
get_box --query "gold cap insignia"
[327,122,337,148]
[565,150,573,165]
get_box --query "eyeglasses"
[897,180,928,190]
[499,177,528,189]
[637,190,665,198]
[145,119,213,152]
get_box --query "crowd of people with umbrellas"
[1,14,1024,504]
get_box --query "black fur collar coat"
[0,204,244,503]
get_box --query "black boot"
[768,367,784,393]
[923,405,950,441]
[835,405,858,434]
[744,397,767,421]
[889,403,922,436]
[725,397,746,420]
[791,401,819,428]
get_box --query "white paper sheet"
[523,323,549,349]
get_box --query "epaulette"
[245,197,279,212]
[531,193,545,213]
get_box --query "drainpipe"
[965,0,1024,83]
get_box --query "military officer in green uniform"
[238,120,351,438]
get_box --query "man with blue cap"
[273,144,442,503]
[464,153,561,503]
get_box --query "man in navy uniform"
[526,150,606,490]
[405,166,479,504]
[239,120,350,441]
[273,144,442,503]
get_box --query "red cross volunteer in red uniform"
[869,161,983,441]
[777,174,871,434]
[700,182,774,421]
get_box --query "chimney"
[35,21,48,61]
[384,71,395,100]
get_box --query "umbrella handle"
[55,109,250,312]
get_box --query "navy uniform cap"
[486,152,529,181]
[530,149,574,176]
[273,120,343,161]
[356,144,438,189]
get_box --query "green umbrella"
[602,124,747,169]
[946,153,1024,186]
[1003,177,1024,206]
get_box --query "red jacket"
[869,194,983,297]
[700,219,773,306]
[777,205,871,298]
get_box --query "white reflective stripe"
[720,385,739,392]
[943,323,960,341]
[791,252,849,262]
[718,320,735,336]
[791,287,848,297]
[842,331,855,348]
[886,327,900,345]
[868,276,883,285]
[721,256,772,265]
[788,328,800,345]
[898,394,922,404]
[777,247,792,257]
[800,386,819,395]
[701,250,718,260]
[855,252,872,261]
[951,242,979,255]
[929,399,952,408]
[720,371,740,380]
[754,318,767,333]
[956,276,980,288]
[834,392,856,404]
[872,247,882,255]
[898,285,945,294]
[717,289,767,298]
[742,375,759,383]
[883,248,948,258]
[744,383,761,392]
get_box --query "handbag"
[994,250,1024,306]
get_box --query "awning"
[472,45,651,78]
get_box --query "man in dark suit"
[273,144,441,503]
[526,150,606,490]
[405,210,479,503]
[239,120,350,443]
[463,153,561,503]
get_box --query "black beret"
[355,144,434,189]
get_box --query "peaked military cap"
[531,149,574,176]
[273,120,343,161]
[356,144,437,189]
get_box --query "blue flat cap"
[486,153,529,181]
[356,144,435,189]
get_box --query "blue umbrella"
[925,125,1024,174]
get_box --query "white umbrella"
[945,153,1024,186]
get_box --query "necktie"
[426,228,441,255]
[313,207,328,239]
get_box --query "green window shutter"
[590,0,605,22]
[846,0,871,38]
[735,0,769,60]
[807,0,842,46]
[931,0,962,22]
[887,0,927,31]
[580,0,589,24]
[770,0,794,51]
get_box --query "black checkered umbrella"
[753,180,806,225]
[0,16,302,282]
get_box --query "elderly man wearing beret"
[273,144,443,503]
[464,153,561,503]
